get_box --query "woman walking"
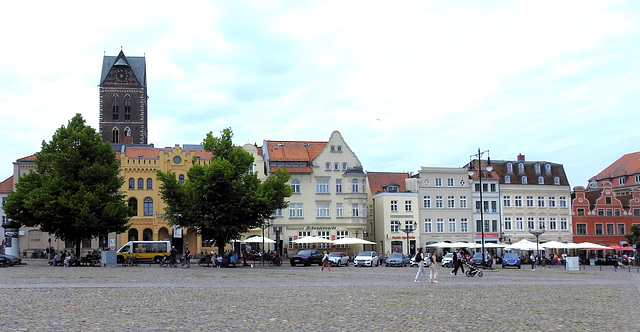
[414,248,427,282]
[321,251,330,271]
[428,250,440,283]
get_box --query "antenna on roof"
[121,45,123,51]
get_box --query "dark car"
[0,256,9,267]
[469,252,491,267]
[290,249,323,266]
[0,253,22,266]
[502,253,521,269]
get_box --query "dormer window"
[384,184,399,193]
[545,163,551,174]
[554,177,560,185]
[518,163,524,174]
[506,163,513,173]
[504,175,510,184]
[521,176,527,184]
[538,176,544,184]
[534,163,541,174]
[619,177,626,185]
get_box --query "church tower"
[99,50,148,145]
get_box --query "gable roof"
[590,151,640,189]
[367,171,410,194]
[264,140,326,173]
[100,50,146,87]
[0,176,13,194]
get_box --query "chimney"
[517,154,525,161]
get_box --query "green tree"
[625,224,640,248]
[156,128,291,255]
[3,114,132,256]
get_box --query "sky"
[0,1,639,189]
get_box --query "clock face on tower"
[114,69,130,83]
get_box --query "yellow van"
[116,241,171,264]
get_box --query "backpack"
[424,254,432,267]
[414,252,422,262]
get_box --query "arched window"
[342,163,348,170]
[112,95,119,120]
[325,162,331,170]
[521,176,527,184]
[504,175,511,184]
[518,163,524,174]
[538,176,544,184]
[506,163,513,173]
[128,198,138,216]
[146,178,152,189]
[179,174,185,185]
[534,163,541,174]
[129,178,135,189]
[112,128,119,143]
[124,127,131,137]
[143,198,153,216]
[143,228,153,241]
[334,163,339,170]
[138,178,144,189]
[554,177,560,185]
[128,228,138,241]
[124,95,131,120]
[545,163,551,174]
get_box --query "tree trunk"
[75,237,81,258]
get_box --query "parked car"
[290,249,323,266]
[385,253,408,267]
[502,252,521,269]
[327,252,349,266]
[353,251,379,267]
[469,252,491,267]
[0,256,9,267]
[0,253,22,266]
[441,253,453,267]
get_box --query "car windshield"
[388,253,402,259]
[328,253,342,257]
[444,253,453,258]
[504,253,518,259]
[472,253,487,259]
[297,250,315,256]
[356,251,373,257]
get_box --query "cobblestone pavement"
[1,260,639,331]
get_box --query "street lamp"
[399,221,417,256]
[529,226,546,265]
[468,148,493,268]
[259,220,273,265]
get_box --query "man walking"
[530,252,536,271]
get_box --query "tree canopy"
[3,114,132,256]
[156,128,292,255]
[625,224,640,248]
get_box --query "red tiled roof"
[591,151,640,189]
[0,176,13,193]
[265,140,326,173]
[16,154,36,162]
[367,172,410,194]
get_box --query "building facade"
[587,151,640,196]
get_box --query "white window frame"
[503,196,511,207]
[336,203,343,218]
[423,196,431,208]
[460,196,467,208]
[424,219,432,233]
[336,179,342,193]
[435,196,443,209]
[504,217,512,230]
[447,178,454,187]
[436,218,444,233]
[448,218,456,233]
[405,200,412,212]
[435,178,442,187]
[316,203,330,218]
[447,196,455,208]
[390,200,398,212]
[460,218,468,233]
[316,179,330,193]
[391,220,400,233]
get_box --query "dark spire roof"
[100,50,146,86]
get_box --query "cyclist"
[169,246,178,266]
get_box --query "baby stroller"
[464,262,483,277]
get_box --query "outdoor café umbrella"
[505,239,542,251]
[291,236,334,244]
[540,241,572,249]
[332,237,376,245]
[243,236,276,244]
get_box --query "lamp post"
[259,220,273,265]
[468,148,493,268]
[529,226,545,265]
[399,221,417,256]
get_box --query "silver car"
[328,252,349,266]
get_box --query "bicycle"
[268,255,282,267]
[181,254,191,269]
[160,255,177,268]
[123,255,140,267]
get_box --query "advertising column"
[2,220,20,257]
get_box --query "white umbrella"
[426,242,452,248]
[291,236,334,244]
[332,237,376,245]
[243,236,275,244]
[467,242,507,249]
[567,242,612,250]
[438,242,473,248]
[505,239,543,251]
[540,241,572,249]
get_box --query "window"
[272,209,283,217]
[124,95,131,120]
[617,223,625,235]
[515,196,522,207]
[391,220,400,233]
[335,230,348,248]
[554,177,560,185]
[289,203,303,218]
[526,196,534,207]
[507,163,513,173]
[143,197,153,216]
[516,217,523,230]
[521,176,528,184]
[129,178,135,189]
[527,217,535,229]
[576,224,587,235]
[138,178,144,189]
[615,209,621,216]
[112,128,119,143]
[390,200,398,212]
[460,196,467,208]
[352,179,359,193]
[325,162,331,170]
[606,208,613,216]
[475,183,481,192]
[424,219,432,233]
[490,183,496,192]
[491,201,497,212]
[636,175,640,183]
[352,204,359,217]
[504,217,512,230]
[483,183,488,192]
[548,196,556,207]
[146,178,152,189]
[423,196,431,208]
[337,145,342,152]
[619,177,626,185]
[112,95,119,119]
[342,163,348,170]
[549,218,557,230]
[316,203,330,218]
[597,209,604,216]
[449,218,456,232]
[333,179,341,193]
[292,179,300,193]
[595,224,603,235]
[447,178,454,187]
[435,178,442,187]
[334,163,339,170]
[436,218,444,233]
[179,174,185,185]
[635,209,640,217]
[460,218,468,233]
[534,163,541,174]
[561,218,568,230]
[124,128,131,137]
[447,196,455,208]
[405,221,415,232]
[538,217,546,229]
[606,223,615,235]
[435,196,443,208]
[336,203,343,217]
[545,163,551,174]
[503,196,511,207]
[518,163,524,174]
[504,175,511,184]
[128,198,138,216]
[538,176,544,184]
[559,196,567,207]
[316,179,329,193]
[317,231,331,249]
[577,208,585,216]
[538,196,545,207]
[330,145,335,152]
[405,200,412,212]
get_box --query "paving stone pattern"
[1,260,639,331]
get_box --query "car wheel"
[517,265,521,269]
[502,265,505,268]
[291,262,296,267]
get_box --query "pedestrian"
[414,248,427,282]
[452,249,465,276]
[451,249,459,276]
[321,251,330,271]
[530,252,536,271]
[428,250,440,284]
